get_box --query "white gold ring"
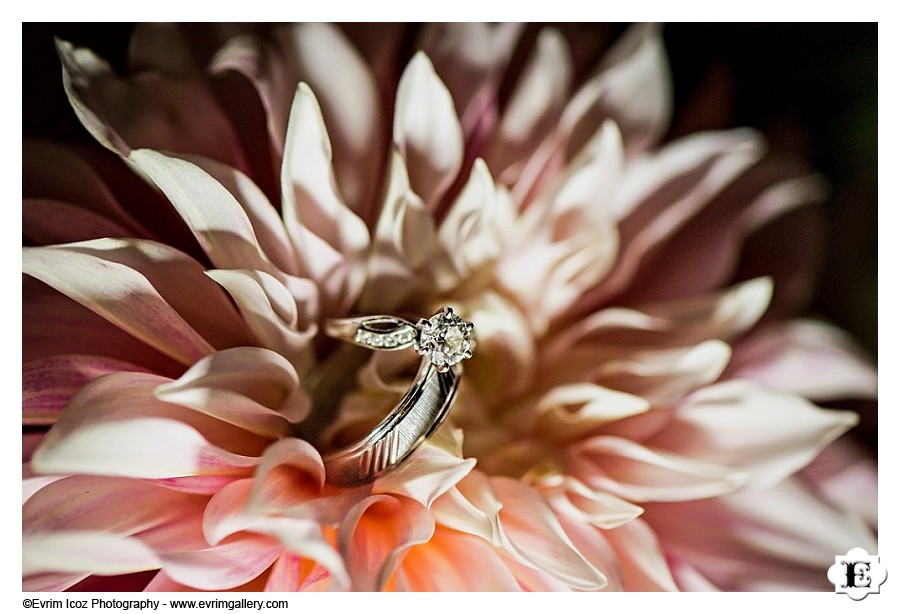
[319,307,475,486]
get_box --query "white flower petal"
[24,531,160,576]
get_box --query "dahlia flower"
[23,23,877,592]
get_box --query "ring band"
[320,307,475,486]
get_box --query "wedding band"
[320,307,475,486]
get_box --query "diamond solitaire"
[415,307,476,372]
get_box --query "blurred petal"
[728,319,878,401]
[24,532,160,576]
[647,380,859,490]
[561,23,672,157]
[603,518,678,591]
[393,52,464,209]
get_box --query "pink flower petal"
[339,494,434,591]
[568,435,748,502]
[24,198,135,245]
[159,537,282,591]
[23,354,150,425]
[491,476,608,590]
[602,518,678,590]
[31,373,262,479]
[129,149,279,273]
[728,319,877,401]
[155,346,311,425]
[393,52,464,209]
[23,242,216,366]
[418,23,522,138]
[57,39,243,165]
[213,24,383,215]
[24,531,160,576]
[487,29,571,185]
[23,276,181,376]
[647,380,859,490]
[561,23,672,158]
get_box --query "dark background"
[22,22,877,359]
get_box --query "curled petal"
[339,495,435,591]
[647,380,859,490]
[205,269,317,374]
[394,52,464,209]
[532,383,650,442]
[537,475,644,530]
[155,346,310,424]
[398,528,521,591]
[374,425,476,508]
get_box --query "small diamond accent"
[415,307,475,372]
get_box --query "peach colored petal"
[24,198,135,244]
[567,435,748,502]
[430,471,503,545]
[23,354,150,425]
[23,243,215,366]
[57,39,243,165]
[24,531,160,576]
[728,319,878,401]
[397,528,521,591]
[488,29,571,185]
[491,476,607,590]
[205,269,317,374]
[603,518,678,591]
[561,23,671,158]
[554,516,626,591]
[647,380,859,490]
[394,52,464,209]
[279,83,370,314]
[339,494,434,590]
[264,551,303,591]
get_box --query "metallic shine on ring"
[320,306,475,486]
